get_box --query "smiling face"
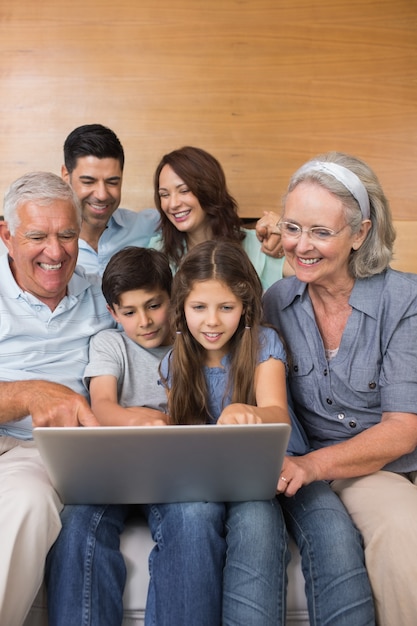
[158,164,211,245]
[62,155,122,235]
[281,182,369,290]
[184,279,244,366]
[109,288,172,349]
[1,199,80,310]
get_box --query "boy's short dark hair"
[102,246,172,309]
[63,124,125,173]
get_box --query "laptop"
[33,423,291,504]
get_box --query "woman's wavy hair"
[163,240,264,425]
[285,151,396,278]
[153,146,245,266]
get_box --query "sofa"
[25,512,309,626]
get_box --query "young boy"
[46,246,174,625]
[84,245,173,425]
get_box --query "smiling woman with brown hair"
[149,145,292,288]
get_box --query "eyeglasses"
[277,221,349,242]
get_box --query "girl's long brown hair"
[153,146,245,267]
[163,240,264,425]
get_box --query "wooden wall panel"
[1,0,416,266]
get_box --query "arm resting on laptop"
[0,380,99,427]
[89,375,168,426]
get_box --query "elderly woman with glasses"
[261,151,417,626]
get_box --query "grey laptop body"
[33,423,291,504]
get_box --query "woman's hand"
[276,454,320,497]
[277,413,417,495]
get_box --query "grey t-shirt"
[84,329,170,411]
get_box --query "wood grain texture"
[391,221,417,273]
[1,0,416,236]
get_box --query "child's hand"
[217,403,262,425]
[124,407,169,426]
[141,417,168,426]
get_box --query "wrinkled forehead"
[15,198,81,231]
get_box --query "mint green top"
[148,228,284,290]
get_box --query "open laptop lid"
[33,423,291,504]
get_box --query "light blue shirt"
[263,269,417,473]
[0,255,115,440]
[149,228,285,290]
[78,207,159,276]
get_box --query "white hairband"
[294,160,370,220]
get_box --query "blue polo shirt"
[0,255,115,439]
[263,269,417,473]
[78,207,159,276]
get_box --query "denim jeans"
[45,504,129,626]
[222,500,289,625]
[143,499,288,626]
[46,498,288,626]
[280,481,375,626]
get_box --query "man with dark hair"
[62,124,159,276]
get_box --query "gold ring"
[280,476,288,482]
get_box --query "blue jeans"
[223,500,288,625]
[45,504,129,626]
[46,499,288,626]
[143,499,288,626]
[280,481,375,626]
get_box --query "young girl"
[163,239,291,427]
[148,239,291,625]
[149,145,293,288]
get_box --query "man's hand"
[29,381,99,427]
